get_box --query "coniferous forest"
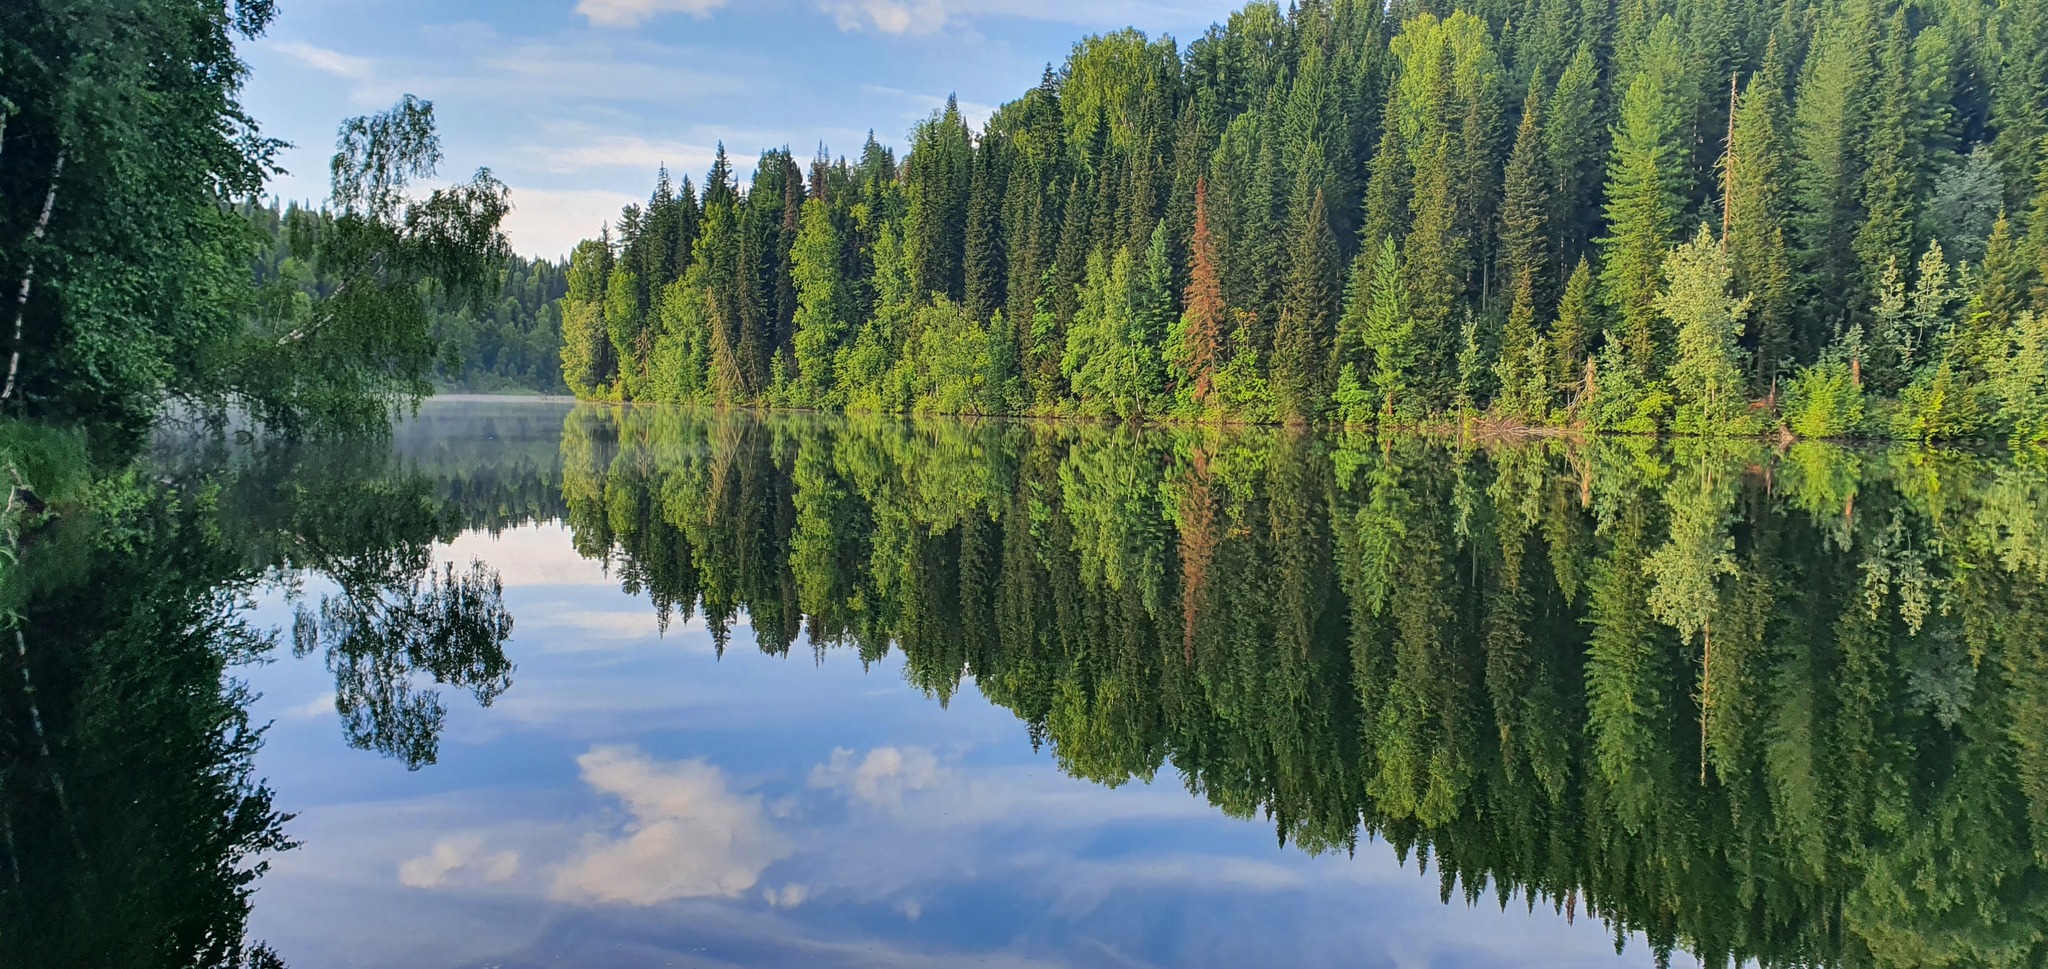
[561,0,2048,441]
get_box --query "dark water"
[8,398,2048,968]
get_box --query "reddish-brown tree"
[1181,178,1225,404]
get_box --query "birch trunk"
[2,150,66,403]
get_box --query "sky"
[237,0,1251,261]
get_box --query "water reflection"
[9,400,2048,967]
[561,406,2048,967]
[0,426,521,964]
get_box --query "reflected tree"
[558,404,2048,967]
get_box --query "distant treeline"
[244,202,569,395]
[558,0,2048,441]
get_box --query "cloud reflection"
[551,745,792,905]
[809,745,941,811]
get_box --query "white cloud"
[398,833,520,889]
[437,524,619,586]
[498,187,642,261]
[818,0,1228,34]
[268,40,376,80]
[527,135,721,177]
[577,0,732,28]
[282,691,337,720]
[809,745,941,811]
[551,746,793,905]
[822,0,952,34]
[762,882,810,907]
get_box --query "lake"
[11,397,2046,967]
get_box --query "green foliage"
[1599,18,1691,381]
[226,98,512,433]
[1987,312,2048,447]
[1660,225,1755,436]
[1783,357,1866,439]
[529,0,2042,445]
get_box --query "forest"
[561,0,2048,441]
[243,203,569,395]
[559,406,2048,967]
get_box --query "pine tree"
[1545,45,1603,279]
[1552,256,1596,408]
[1180,178,1226,405]
[1500,84,1552,313]
[1273,189,1340,423]
[1599,18,1691,382]
[1724,36,1795,392]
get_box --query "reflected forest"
[12,400,2048,965]
[561,407,2048,967]
[0,420,528,965]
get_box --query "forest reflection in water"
[560,406,2048,967]
[6,401,2048,967]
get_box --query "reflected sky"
[238,404,1683,967]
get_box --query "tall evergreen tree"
[1273,189,1340,422]
[1501,84,1552,313]
[1180,178,1227,405]
[1723,36,1795,391]
[1599,18,1692,381]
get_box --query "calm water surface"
[15,398,2048,967]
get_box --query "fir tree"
[1179,178,1227,405]
[1724,37,1795,392]
[1552,256,1596,408]
[1273,189,1340,423]
[1500,84,1552,313]
[1599,18,1691,382]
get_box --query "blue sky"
[238,0,1250,260]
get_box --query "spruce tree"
[1406,131,1466,406]
[1599,18,1691,382]
[1552,256,1596,408]
[964,130,1009,322]
[1495,266,1550,421]
[1992,0,2048,208]
[1180,178,1227,405]
[1545,46,1603,279]
[1788,4,1876,352]
[1501,84,1552,314]
[1724,36,1795,392]
[905,97,973,302]
[1853,10,1923,306]
[1273,190,1340,423]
